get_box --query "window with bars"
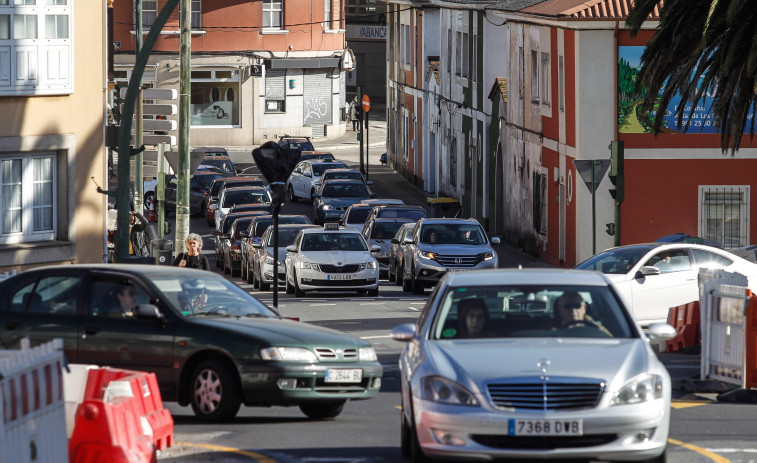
[0,154,56,243]
[699,186,749,249]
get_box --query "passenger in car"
[458,298,493,338]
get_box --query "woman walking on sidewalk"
[349,96,360,131]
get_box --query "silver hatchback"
[400,218,500,294]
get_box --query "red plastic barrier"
[745,296,757,388]
[76,368,173,454]
[69,398,155,463]
[665,301,700,352]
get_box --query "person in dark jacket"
[129,211,150,256]
[173,233,210,270]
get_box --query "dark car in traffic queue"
[361,217,416,278]
[364,204,428,224]
[0,265,383,422]
[321,168,372,187]
[248,223,320,289]
[212,211,268,268]
[205,176,268,227]
[243,214,313,282]
[193,146,229,157]
[199,155,237,176]
[298,151,336,162]
[212,186,272,231]
[278,135,315,154]
[313,179,376,225]
[388,221,417,284]
[219,216,257,277]
[151,171,229,217]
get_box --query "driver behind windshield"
[551,291,611,336]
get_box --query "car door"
[77,272,176,393]
[288,162,303,196]
[0,271,84,362]
[297,163,311,198]
[630,249,698,323]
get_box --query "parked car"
[362,217,415,278]
[205,176,267,227]
[313,179,375,225]
[199,155,237,175]
[241,214,312,282]
[388,222,417,284]
[286,159,348,202]
[213,211,266,267]
[401,218,500,294]
[364,204,428,223]
[212,186,272,230]
[321,168,372,186]
[340,203,377,233]
[0,264,383,422]
[391,268,676,462]
[278,135,315,153]
[219,216,256,277]
[299,151,336,161]
[161,171,226,216]
[285,223,380,297]
[248,223,320,289]
[574,242,757,326]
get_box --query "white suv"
[285,223,380,296]
[286,160,348,202]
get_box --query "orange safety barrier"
[68,398,155,463]
[665,301,700,352]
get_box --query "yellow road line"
[671,401,710,409]
[669,438,731,463]
[175,441,277,462]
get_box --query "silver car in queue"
[392,269,676,463]
[249,223,319,290]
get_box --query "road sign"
[362,94,371,113]
[573,159,610,193]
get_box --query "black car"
[205,176,268,226]
[199,155,237,175]
[212,211,268,266]
[0,265,382,422]
[193,146,229,157]
[278,135,315,153]
[219,216,256,277]
[162,171,227,216]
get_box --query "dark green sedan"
[0,264,382,422]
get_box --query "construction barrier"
[0,338,67,463]
[68,367,174,463]
[665,301,701,352]
[63,364,99,438]
[700,268,757,389]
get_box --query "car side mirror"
[286,245,297,253]
[646,323,677,342]
[490,236,501,245]
[639,266,661,277]
[404,236,414,244]
[135,304,164,320]
[391,323,416,342]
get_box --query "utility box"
[427,197,460,218]
[151,239,173,266]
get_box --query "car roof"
[193,146,228,154]
[321,178,365,185]
[300,227,362,235]
[8,263,214,278]
[301,159,343,165]
[360,199,404,205]
[200,155,232,161]
[280,135,311,141]
[322,168,359,174]
[417,217,479,225]
[222,186,267,193]
[372,217,415,223]
[375,204,425,210]
[300,151,333,155]
[442,268,614,287]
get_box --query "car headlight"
[264,256,276,265]
[359,261,378,270]
[359,347,377,361]
[419,250,435,259]
[321,205,333,210]
[421,376,479,406]
[482,252,494,260]
[300,261,321,271]
[260,347,317,362]
[610,373,664,405]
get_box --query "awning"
[264,57,341,69]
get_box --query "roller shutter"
[303,70,332,138]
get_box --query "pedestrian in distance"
[173,233,210,270]
[349,96,361,131]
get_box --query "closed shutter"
[0,47,9,86]
[265,69,285,101]
[339,70,345,108]
[303,70,332,138]
[15,46,38,87]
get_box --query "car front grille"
[433,254,483,267]
[471,434,617,450]
[319,264,360,273]
[314,347,358,361]
[487,379,604,410]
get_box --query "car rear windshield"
[201,159,235,173]
[301,233,368,251]
[232,219,254,239]
[371,221,409,239]
[312,163,347,175]
[323,171,362,182]
[346,207,372,224]
[431,285,634,340]
[377,209,428,221]
[574,245,656,274]
[420,223,487,245]
[322,183,369,198]
[222,190,268,207]
[267,228,307,246]
[283,141,315,151]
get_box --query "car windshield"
[232,219,253,239]
[201,159,234,173]
[346,207,372,224]
[222,190,268,207]
[301,233,368,251]
[322,183,369,198]
[324,172,361,181]
[267,228,305,246]
[195,174,223,190]
[152,275,278,318]
[430,285,634,340]
[254,217,310,237]
[575,245,656,274]
[371,221,408,239]
[227,180,265,189]
[420,223,487,245]
[312,163,347,175]
[283,140,315,151]
[377,209,427,221]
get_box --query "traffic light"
[606,223,615,236]
[609,141,625,202]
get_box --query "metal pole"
[358,85,364,175]
[114,0,179,262]
[272,209,280,308]
[365,109,369,181]
[157,142,167,239]
[176,0,191,255]
[134,0,144,215]
[591,159,596,255]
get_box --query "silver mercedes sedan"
[392,269,676,462]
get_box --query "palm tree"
[626,0,757,154]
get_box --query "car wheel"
[190,359,241,423]
[246,263,255,285]
[299,400,346,420]
[396,264,404,286]
[388,263,396,283]
[260,280,270,291]
[288,185,298,203]
[400,405,411,457]
[367,287,379,297]
[230,262,240,278]
[143,191,155,214]
[411,277,424,295]
[286,275,295,294]
[294,272,305,297]
[402,270,413,293]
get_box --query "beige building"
[0,0,107,273]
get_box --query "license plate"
[325,369,363,383]
[327,274,353,280]
[508,419,583,436]
[447,268,472,272]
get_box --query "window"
[190,68,240,126]
[518,46,524,99]
[0,0,72,94]
[401,24,410,66]
[324,0,331,29]
[1,153,56,243]
[530,50,539,102]
[140,1,201,30]
[455,32,461,76]
[558,55,564,111]
[265,69,285,113]
[540,52,550,106]
[532,171,547,234]
[263,0,282,30]
[449,137,457,187]
[461,32,469,79]
[447,33,452,74]
[699,186,749,249]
